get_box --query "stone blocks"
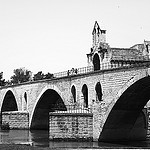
[49,111,93,141]
[2,111,29,129]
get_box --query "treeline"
[0,68,54,86]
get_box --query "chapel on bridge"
[87,21,150,71]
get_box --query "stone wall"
[49,111,93,141]
[2,111,29,129]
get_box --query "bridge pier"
[1,111,29,129]
[49,109,93,141]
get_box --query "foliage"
[0,68,54,85]
[10,68,32,84]
[44,72,54,79]
[33,71,44,81]
[0,72,6,86]
[33,71,53,81]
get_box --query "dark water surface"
[0,129,150,148]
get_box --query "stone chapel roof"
[110,47,149,61]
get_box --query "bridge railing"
[53,61,150,78]
[53,66,94,78]
[66,104,92,113]
[3,61,150,87]
[53,104,92,113]
[53,71,68,78]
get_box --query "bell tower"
[87,21,109,70]
[92,21,106,48]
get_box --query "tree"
[44,72,54,79]
[33,71,45,81]
[33,71,54,81]
[0,72,6,86]
[10,68,32,84]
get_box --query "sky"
[0,0,150,80]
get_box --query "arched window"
[24,92,27,103]
[82,84,88,108]
[71,85,76,103]
[95,82,103,101]
[23,92,27,111]
[93,53,100,71]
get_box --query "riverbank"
[0,144,148,150]
[0,144,62,150]
[0,144,41,150]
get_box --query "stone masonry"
[2,111,29,129]
[49,111,93,141]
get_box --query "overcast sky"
[0,0,150,80]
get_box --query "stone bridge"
[1,63,150,141]
[1,21,150,141]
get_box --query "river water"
[0,129,150,148]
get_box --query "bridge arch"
[1,90,18,112]
[99,75,150,141]
[29,85,66,129]
[100,73,149,125]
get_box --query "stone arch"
[71,85,76,103]
[95,82,103,101]
[82,84,88,108]
[29,85,67,129]
[99,76,150,142]
[93,53,100,71]
[102,73,149,121]
[1,90,18,112]
[115,73,149,104]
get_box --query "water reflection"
[49,141,95,148]
[30,130,49,147]
[0,130,30,144]
[0,129,150,148]
[0,129,96,148]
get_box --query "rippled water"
[0,129,150,148]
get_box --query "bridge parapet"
[0,61,150,90]
[53,61,150,79]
